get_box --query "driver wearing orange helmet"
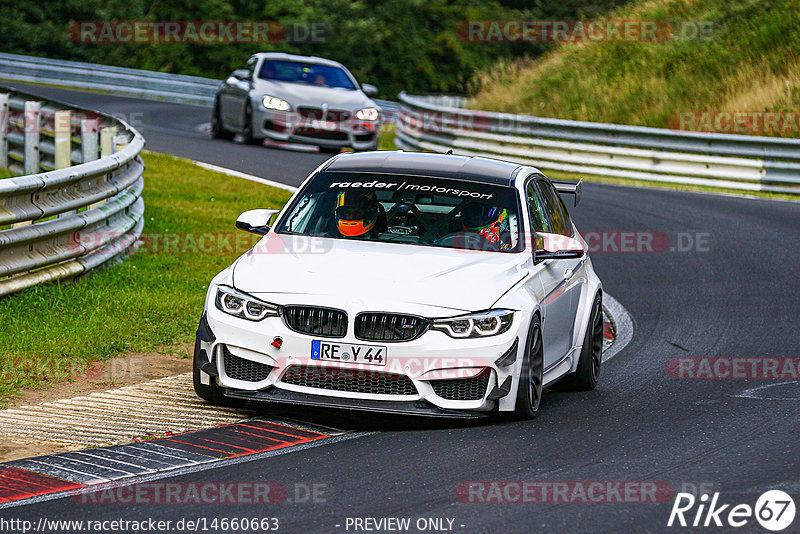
[335,191,381,237]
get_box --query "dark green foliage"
[0,0,628,98]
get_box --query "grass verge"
[0,151,292,406]
[378,122,397,151]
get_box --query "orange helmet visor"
[338,219,376,237]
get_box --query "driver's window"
[527,181,550,233]
[537,180,570,236]
[527,181,549,253]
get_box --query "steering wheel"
[434,231,498,250]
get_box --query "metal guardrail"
[0,52,218,106]
[395,92,800,194]
[0,84,145,297]
[0,52,400,118]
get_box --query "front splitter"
[224,388,489,419]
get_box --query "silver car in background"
[212,53,382,152]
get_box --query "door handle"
[564,268,574,279]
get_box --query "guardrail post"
[91,125,118,210]
[24,100,40,175]
[113,133,129,152]
[54,110,71,169]
[81,118,99,163]
[100,126,117,157]
[0,93,8,170]
[53,110,73,219]
[11,100,41,228]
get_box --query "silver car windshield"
[276,173,522,253]
[258,60,356,90]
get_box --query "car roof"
[322,151,531,186]
[252,52,344,68]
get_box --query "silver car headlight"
[355,107,380,121]
[262,95,291,111]
[432,310,514,338]
[215,285,279,321]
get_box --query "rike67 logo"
[668,490,795,531]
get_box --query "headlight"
[432,310,514,338]
[262,95,290,111]
[215,285,279,321]
[355,107,380,121]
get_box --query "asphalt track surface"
[5,84,800,533]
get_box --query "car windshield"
[257,60,356,90]
[276,172,522,252]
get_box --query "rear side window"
[536,180,572,236]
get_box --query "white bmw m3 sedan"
[193,151,603,419]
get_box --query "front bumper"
[199,300,529,414]
[253,107,380,149]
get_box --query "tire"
[551,293,603,391]
[192,339,239,407]
[512,316,544,420]
[211,100,234,140]
[241,102,262,145]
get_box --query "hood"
[231,234,528,315]
[252,79,375,111]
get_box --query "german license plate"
[310,340,386,366]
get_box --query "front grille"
[355,313,429,342]
[293,128,349,141]
[430,370,491,401]
[281,365,418,396]
[297,107,350,122]
[282,306,347,338]
[222,347,272,382]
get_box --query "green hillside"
[471,0,800,136]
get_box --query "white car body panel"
[232,234,528,313]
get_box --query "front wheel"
[241,103,262,145]
[552,293,603,391]
[211,100,234,140]
[512,316,544,420]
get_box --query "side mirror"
[232,69,251,81]
[535,232,585,260]
[236,209,280,235]
[361,83,378,96]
